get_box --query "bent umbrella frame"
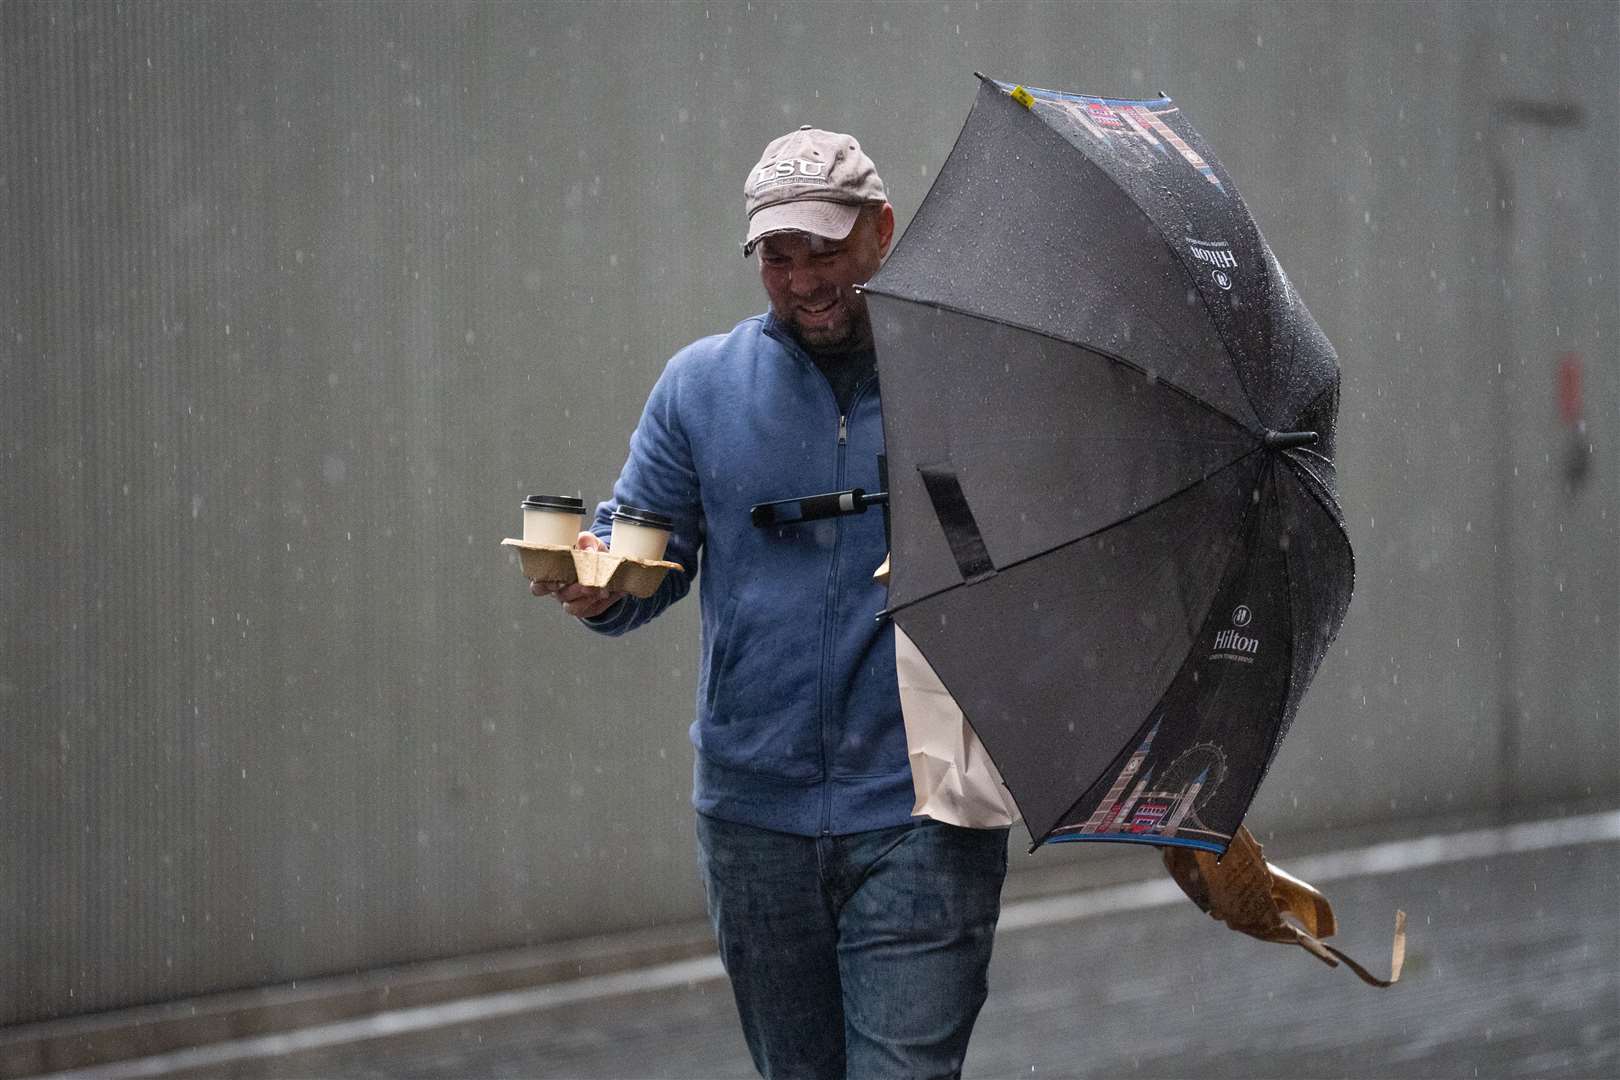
[859,76,1354,855]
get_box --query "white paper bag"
[895,625,1022,828]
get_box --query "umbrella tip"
[1264,430,1320,450]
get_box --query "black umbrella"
[862,76,1352,854]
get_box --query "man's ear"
[875,203,896,258]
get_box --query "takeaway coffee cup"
[521,495,586,546]
[609,505,673,562]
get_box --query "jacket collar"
[761,309,800,354]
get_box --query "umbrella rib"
[1283,461,1359,646]
[1282,451,1358,584]
[881,446,1266,620]
[860,287,1258,436]
[1241,464,1301,804]
[1287,446,1335,472]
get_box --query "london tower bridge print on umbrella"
[863,75,1352,855]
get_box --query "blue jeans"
[696,813,1010,1079]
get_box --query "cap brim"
[743,200,863,255]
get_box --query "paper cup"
[522,495,585,546]
[609,505,673,562]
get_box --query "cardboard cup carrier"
[503,497,681,599]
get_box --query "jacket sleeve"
[579,353,702,636]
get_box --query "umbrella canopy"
[866,76,1352,855]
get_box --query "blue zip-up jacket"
[582,311,912,836]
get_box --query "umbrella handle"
[750,488,888,528]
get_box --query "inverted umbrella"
[864,75,1352,855]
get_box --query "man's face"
[757,203,895,354]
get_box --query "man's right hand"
[529,531,626,619]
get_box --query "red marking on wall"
[1558,352,1584,426]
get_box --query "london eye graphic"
[1156,741,1229,831]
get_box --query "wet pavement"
[143,813,1618,1079]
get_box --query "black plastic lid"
[522,494,586,513]
[612,505,673,530]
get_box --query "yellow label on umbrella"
[1010,85,1035,109]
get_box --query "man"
[532,127,1009,1079]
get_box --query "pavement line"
[36,808,1619,1080]
[34,956,729,1080]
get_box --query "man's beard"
[780,294,874,356]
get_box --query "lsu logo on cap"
[754,158,829,191]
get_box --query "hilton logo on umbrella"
[1188,238,1238,291]
[1187,238,1238,269]
[1212,605,1260,661]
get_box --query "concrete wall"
[2,0,1615,1024]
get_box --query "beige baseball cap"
[742,126,888,256]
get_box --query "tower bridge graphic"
[1051,719,1230,845]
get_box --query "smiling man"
[756,213,889,351]
[531,128,1010,1079]
[748,127,894,354]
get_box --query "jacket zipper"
[768,313,875,837]
[817,377,873,835]
[818,403,847,836]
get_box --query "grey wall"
[2,0,1615,1024]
